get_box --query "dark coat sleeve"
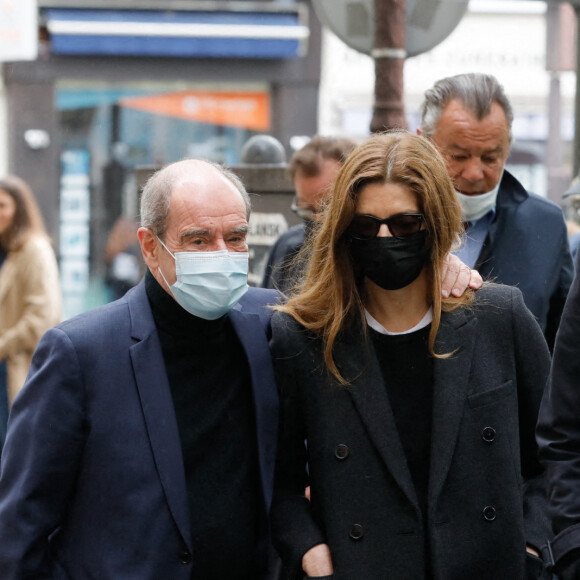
[537,250,580,570]
[269,313,327,578]
[508,287,553,551]
[0,327,85,579]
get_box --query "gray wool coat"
[270,283,551,580]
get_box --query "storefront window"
[56,80,270,317]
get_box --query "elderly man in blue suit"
[0,159,281,579]
[419,72,574,349]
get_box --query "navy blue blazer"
[474,170,573,348]
[0,281,280,579]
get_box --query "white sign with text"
[0,0,37,62]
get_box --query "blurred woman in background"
[270,132,551,579]
[0,176,61,448]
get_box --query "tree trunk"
[370,0,407,132]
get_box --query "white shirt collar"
[365,307,433,336]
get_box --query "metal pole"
[370,0,407,132]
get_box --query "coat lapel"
[476,209,511,273]
[475,172,524,273]
[127,284,192,551]
[429,309,478,507]
[334,323,419,509]
[229,306,279,512]
[327,309,479,515]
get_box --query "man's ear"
[416,127,423,136]
[138,227,159,271]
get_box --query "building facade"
[3,0,320,315]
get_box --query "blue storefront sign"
[44,6,309,58]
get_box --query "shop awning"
[44,6,309,58]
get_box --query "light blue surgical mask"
[157,238,249,320]
[455,174,502,222]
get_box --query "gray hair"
[420,73,513,141]
[140,159,251,238]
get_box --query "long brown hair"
[277,131,474,383]
[0,175,47,251]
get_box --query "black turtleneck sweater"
[145,271,261,579]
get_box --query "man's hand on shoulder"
[441,253,482,298]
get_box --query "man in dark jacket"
[418,72,573,349]
[261,136,356,293]
[0,159,281,579]
[537,249,580,579]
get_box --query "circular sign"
[312,0,469,58]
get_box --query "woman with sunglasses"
[270,132,551,579]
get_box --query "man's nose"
[460,158,485,182]
[210,238,228,251]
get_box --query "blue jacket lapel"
[229,306,279,513]
[126,283,192,551]
[476,171,526,272]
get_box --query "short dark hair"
[420,73,513,141]
[287,136,357,180]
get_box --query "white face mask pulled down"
[157,237,249,320]
[455,174,502,222]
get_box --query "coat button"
[335,444,350,459]
[349,523,364,540]
[481,426,496,443]
[482,506,496,521]
[180,551,192,565]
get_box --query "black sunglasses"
[348,213,426,240]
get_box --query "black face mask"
[349,230,430,291]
